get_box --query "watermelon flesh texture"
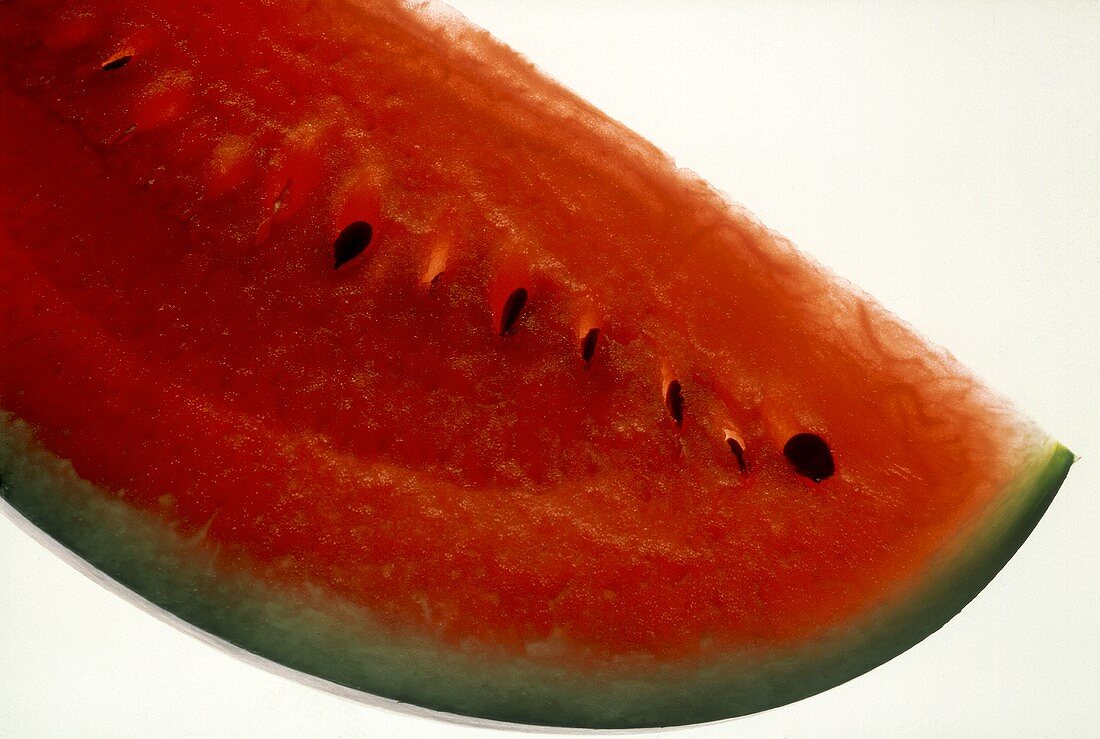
[0,0,1074,728]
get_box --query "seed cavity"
[499,287,528,336]
[423,246,448,287]
[101,54,133,71]
[726,437,747,472]
[665,380,684,426]
[581,328,599,364]
[109,123,137,145]
[272,181,292,215]
[333,221,373,269]
[783,433,834,482]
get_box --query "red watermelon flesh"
[0,0,1074,728]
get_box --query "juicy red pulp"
[1,0,1029,664]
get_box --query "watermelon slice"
[0,0,1077,729]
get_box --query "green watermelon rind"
[0,412,1074,728]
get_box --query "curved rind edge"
[789,440,1076,714]
[0,413,1074,729]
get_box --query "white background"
[2,1,1098,736]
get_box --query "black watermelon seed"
[333,221,373,269]
[101,55,133,71]
[500,287,528,336]
[666,380,684,426]
[581,328,599,364]
[727,437,747,472]
[783,433,835,482]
